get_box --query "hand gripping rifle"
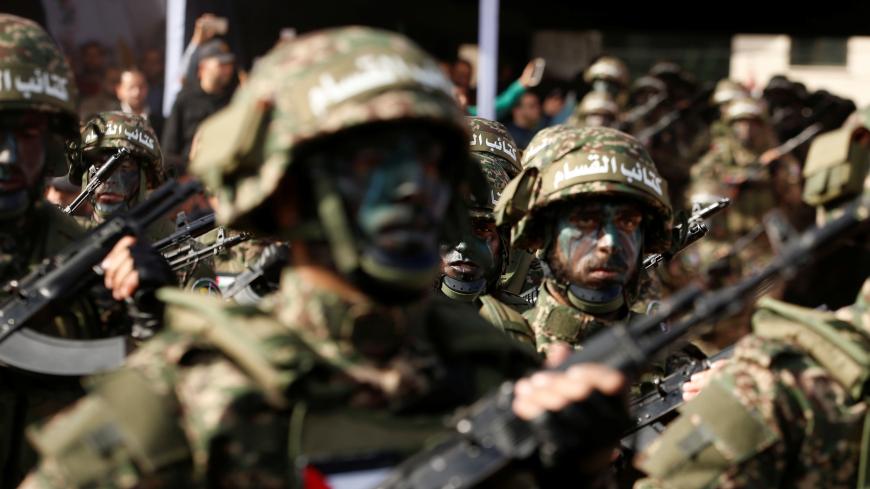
[375,196,867,489]
[643,198,730,271]
[63,147,131,215]
[0,180,202,376]
[622,344,735,452]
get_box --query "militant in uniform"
[19,27,630,489]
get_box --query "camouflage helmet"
[466,117,520,214]
[723,97,767,124]
[496,125,672,253]
[583,56,629,88]
[712,79,748,107]
[0,15,77,131]
[631,75,667,96]
[0,14,79,177]
[74,111,164,187]
[191,26,466,229]
[574,91,619,117]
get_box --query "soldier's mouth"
[0,176,24,192]
[96,193,125,204]
[448,260,480,275]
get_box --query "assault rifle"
[153,212,216,252]
[162,226,251,273]
[63,147,131,215]
[223,243,289,301]
[622,344,735,451]
[643,198,730,271]
[376,196,867,489]
[0,180,201,375]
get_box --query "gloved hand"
[513,344,630,471]
[101,236,174,339]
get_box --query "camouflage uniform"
[634,115,870,489]
[494,125,673,353]
[0,14,106,486]
[20,27,539,488]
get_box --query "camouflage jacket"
[523,279,628,353]
[634,283,870,489]
[21,269,539,488]
[0,201,105,487]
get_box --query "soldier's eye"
[616,212,643,232]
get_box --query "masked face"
[440,216,500,284]
[321,125,452,279]
[87,150,141,220]
[548,198,644,290]
[0,111,49,219]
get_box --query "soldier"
[634,111,870,489]
[688,97,797,238]
[584,56,630,108]
[708,79,749,140]
[71,111,176,240]
[20,27,629,488]
[0,15,172,486]
[495,125,673,354]
[439,117,535,344]
[567,91,620,129]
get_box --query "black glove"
[126,240,174,340]
[530,389,631,469]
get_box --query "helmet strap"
[566,283,625,315]
[440,275,487,302]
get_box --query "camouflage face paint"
[89,153,140,220]
[550,198,644,290]
[440,217,497,283]
[0,111,48,218]
[325,125,451,268]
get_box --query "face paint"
[441,217,499,282]
[89,153,140,220]
[0,111,48,219]
[323,126,451,272]
[550,199,644,291]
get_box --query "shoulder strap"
[478,294,536,347]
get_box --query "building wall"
[731,34,870,107]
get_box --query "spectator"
[505,91,543,149]
[161,39,235,173]
[179,13,225,86]
[466,59,543,119]
[79,66,121,120]
[451,58,472,93]
[76,40,108,98]
[116,68,164,137]
[141,47,165,117]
